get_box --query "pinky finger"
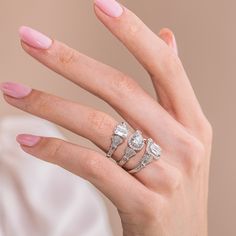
[159,28,178,55]
[16,134,147,211]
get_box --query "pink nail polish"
[0,82,32,98]
[94,0,123,18]
[19,26,52,49]
[17,134,41,147]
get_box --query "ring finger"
[0,82,177,192]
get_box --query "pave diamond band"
[128,153,154,174]
[118,130,145,166]
[106,122,129,158]
[128,138,162,174]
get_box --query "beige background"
[0,0,235,235]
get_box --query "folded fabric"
[0,115,113,236]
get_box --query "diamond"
[141,153,153,165]
[125,147,137,159]
[112,135,123,147]
[146,138,162,158]
[128,130,144,151]
[114,122,129,138]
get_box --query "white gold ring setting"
[128,138,162,174]
[106,122,129,158]
[118,130,145,166]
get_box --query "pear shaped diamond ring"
[107,122,162,174]
[118,130,145,166]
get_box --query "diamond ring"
[128,138,162,174]
[106,122,129,158]
[118,130,145,166]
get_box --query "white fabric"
[0,116,113,236]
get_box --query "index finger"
[94,0,206,133]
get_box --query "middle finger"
[19,26,181,146]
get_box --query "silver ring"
[106,122,129,158]
[118,130,145,166]
[128,138,162,174]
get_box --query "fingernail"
[17,134,41,147]
[19,26,52,49]
[0,82,32,98]
[94,0,123,18]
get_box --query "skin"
[1,3,212,236]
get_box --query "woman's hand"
[0,0,212,235]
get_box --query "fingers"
[1,84,116,150]
[157,28,180,115]
[16,134,148,211]
[18,26,181,145]
[0,82,181,192]
[93,0,206,132]
[159,28,178,55]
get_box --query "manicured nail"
[0,82,32,98]
[94,0,123,18]
[19,26,52,49]
[17,134,41,147]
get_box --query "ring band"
[128,138,162,174]
[118,130,145,166]
[106,122,129,158]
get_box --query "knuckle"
[82,154,104,179]
[180,136,205,176]
[135,190,157,212]
[154,162,184,194]
[47,139,65,163]
[111,74,138,98]
[137,193,164,225]
[187,137,205,156]
[198,118,213,144]
[21,99,33,112]
[21,91,47,113]
[124,16,144,38]
[87,111,115,132]
[57,44,77,65]
[167,169,184,192]
[34,93,54,115]
[127,22,142,37]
